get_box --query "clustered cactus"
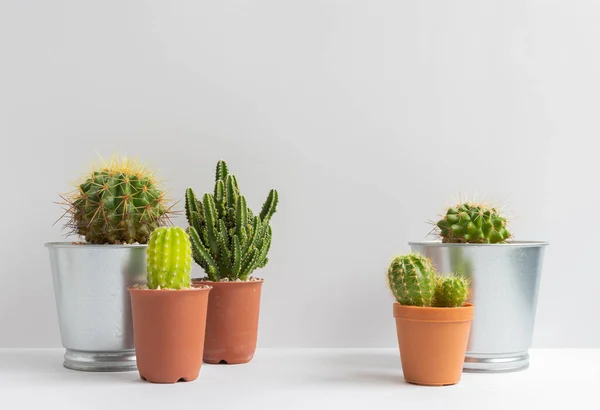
[387,253,470,308]
[436,202,511,244]
[60,155,172,244]
[185,160,278,281]
[146,227,192,289]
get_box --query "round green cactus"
[436,202,511,244]
[147,227,192,290]
[387,253,436,306]
[433,275,470,307]
[61,155,172,244]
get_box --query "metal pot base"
[463,351,529,373]
[63,349,137,372]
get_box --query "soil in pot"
[129,285,211,383]
[394,302,474,386]
[193,279,263,364]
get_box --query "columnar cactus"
[60,155,172,244]
[387,254,436,307]
[433,275,470,308]
[185,160,278,281]
[146,227,192,289]
[436,202,511,244]
[387,253,470,308]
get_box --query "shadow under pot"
[128,285,211,383]
[394,302,474,386]
[192,279,263,364]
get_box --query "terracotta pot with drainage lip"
[192,279,263,364]
[394,302,474,386]
[128,285,211,383]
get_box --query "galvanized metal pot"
[409,241,548,373]
[45,243,146,372]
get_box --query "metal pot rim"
[45,242,147,248]
[408,240,548,247]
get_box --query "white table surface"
[0,348,598,409]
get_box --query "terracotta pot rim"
[128,285,212,293]
[393,302,474,322]
[192,278,264,284]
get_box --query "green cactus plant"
[387,253,470,308]
[59,155,173,244]
[433,275,470,308]
[387,253,436,307]
[146,227,192,289]
[436,202,511,244]
[185,160,278,281]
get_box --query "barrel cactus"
[387,253,436,307]
[146,227,192,290]
[185,160,278,281]
[433,275,470,308]
[387,253,470,308]
[59,155,172,244]
[436,202,511,244]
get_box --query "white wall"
[1,0,598,348]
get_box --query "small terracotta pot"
[192,279,263,364]
[128,285,211,383]
[394,302,474,386]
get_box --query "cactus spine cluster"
[436,202,511,244]
[185,160,278,281]
[60,155,172,244]
[387,253,470,308]
[146,227,192,289]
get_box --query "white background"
[0,1,598,348]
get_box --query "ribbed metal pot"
[409,241,548,373]
[45,243,146,372]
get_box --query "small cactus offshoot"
[185,160,278,281]
[433,275,470,308]
[58,154,173,244]
[147,227,192,290]
[387,253,470,308]
[436,202,511,244]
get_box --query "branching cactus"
[387,253,436,307]
[436,202,511,244]
[185,160,278,281]
[59,155,173,244]
[387,253,471,308]
[147,227,192,289]
[433,275,470,308]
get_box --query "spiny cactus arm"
[236,195,248,235]
[215,180,225,216]
[185,188,199,226]
[239,248,259,280]
[190,211,203,236]
[259,189,278,221]
[243,217,262,254]
[216,219,232,274]
[225,174,239,209]
[189,226,219,281]
[215,160,228,182]
[232,235,242,279]
[202,193,219,255]
[258,257,269,269]
[256,229,272,268]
